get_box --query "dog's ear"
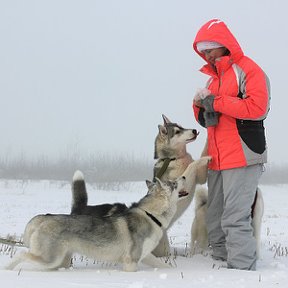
[146,180,155,190]
[158,124,167,135]
[154,177,164,188]
[162,114,172,125]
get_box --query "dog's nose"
[192,129,198,135]
[182,176,186,180]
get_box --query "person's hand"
[201,95,215,112]
[203,111,220,127]
[193,88,211,107]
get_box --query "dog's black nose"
[182,176,186,180]
[192,129,198,135]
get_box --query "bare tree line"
[0,153,287,185]
[0,152,153,184]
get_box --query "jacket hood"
[193,19,244,64]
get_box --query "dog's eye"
[170,181,177,189]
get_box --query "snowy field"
[0,179,288,288]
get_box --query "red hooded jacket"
[193,19,270,170]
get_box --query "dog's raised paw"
[197,156,212,166]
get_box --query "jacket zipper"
[215,72,224,170]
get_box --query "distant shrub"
[0,152,153,184]
[0,153,287,185]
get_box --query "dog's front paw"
[195,156,211,184]
[142,253,172,269]
[197,156,212,167]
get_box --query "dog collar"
[145,211,162,228]
[154,158,176,180]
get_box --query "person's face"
[202,47,228,65]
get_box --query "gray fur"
[152,114,211,256]
[7,177,187,272]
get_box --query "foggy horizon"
[0,0,286,165]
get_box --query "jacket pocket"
[236,120,266,154]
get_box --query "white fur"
[190,186,208,254]
[73,170,84,181]
[6,177,186,272]
[152,115,210,256]
[191,187,264,259]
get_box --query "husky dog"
[7,174,188,272]
[191,140,264,258]
[152,115,210,256]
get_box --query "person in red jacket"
[192,19,270,270]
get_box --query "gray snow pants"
[206,164,263,270]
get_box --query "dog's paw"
[196,156,212,166]
[142,253,172,269]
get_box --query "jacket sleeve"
[213,67,270,121]
[193,103,206,127]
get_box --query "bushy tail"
[71,170,87,214]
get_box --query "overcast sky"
[0,0,286,165]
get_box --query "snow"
[0,179,288,287]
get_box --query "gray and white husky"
[152,115,210,256]
[7,174,187,272]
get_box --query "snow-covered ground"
[0,179,287,287]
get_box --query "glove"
[195,91,219,127]
[201,95,219,127]
[194,88,211,107]
[201,95,215,112]
[203,111,220,127]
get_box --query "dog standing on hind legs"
[152,114,210,256]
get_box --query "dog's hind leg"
[6,251,58,271]
[6,252,27,270]
[191,214,208,254]
[7,243,71,271]
[252,188,264,259]
[190,186,208,254]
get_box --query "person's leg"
[206,169,227,261]
[222,164,262,270]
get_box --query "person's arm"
[213,68,270,120]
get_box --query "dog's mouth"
[178,190,189,198]
[186,130,199,143]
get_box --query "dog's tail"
[194,186,208,210]
[71,170,88,214]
